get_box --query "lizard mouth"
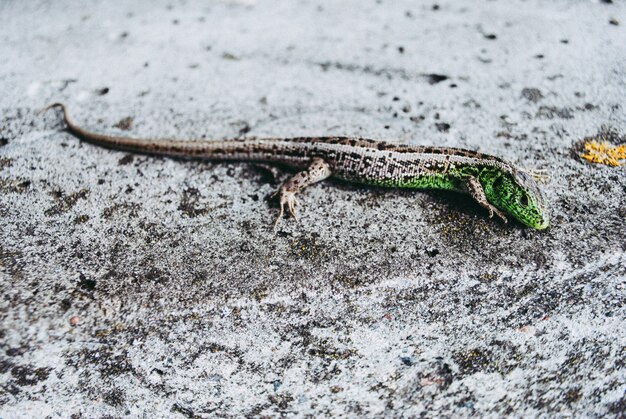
[525,204,549,229]
[534,217,550,230]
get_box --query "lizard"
[39,103,549,230]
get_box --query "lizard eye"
[518,194,529,207]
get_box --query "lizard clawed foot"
[273,189,300,231]
[270,158,330,232]
[487,205,508,224]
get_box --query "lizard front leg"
[462,176,508,223]
[274,157,331,230]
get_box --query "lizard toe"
[273,203,285,232]
[287,195,299,220]
[493,207,508,223]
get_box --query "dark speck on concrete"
[435,122,451,132]
[78,273,97,291]
[178,187,216,217]
[535,105,574,119]
[424,73,449,84]
[44,189,89,216]
[113,116,134,130]
[118,154,134,165]
[426,247,440,257]
[73,214,89,224]
[400,356,415,366]
[172,403,195,418]
[222,52,239,60]
[11,365,51,386]
[521,88,544,103]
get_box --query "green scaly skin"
[362,166,548,230]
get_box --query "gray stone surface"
[1,0,625,417]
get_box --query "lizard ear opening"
[492,176,504,191]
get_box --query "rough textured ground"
[1,0,625,417]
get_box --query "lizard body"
[41,103,549,229]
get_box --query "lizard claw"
[488,206,508,224]
[273,206,284,232]
[273,189,300,231]
[287,196,299,220]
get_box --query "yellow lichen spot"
[581,140,626,167]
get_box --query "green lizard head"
[486,169,549,229]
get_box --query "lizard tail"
[38,102,70,123]
[37,103,105,142]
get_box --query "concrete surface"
[1,0,625,417]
